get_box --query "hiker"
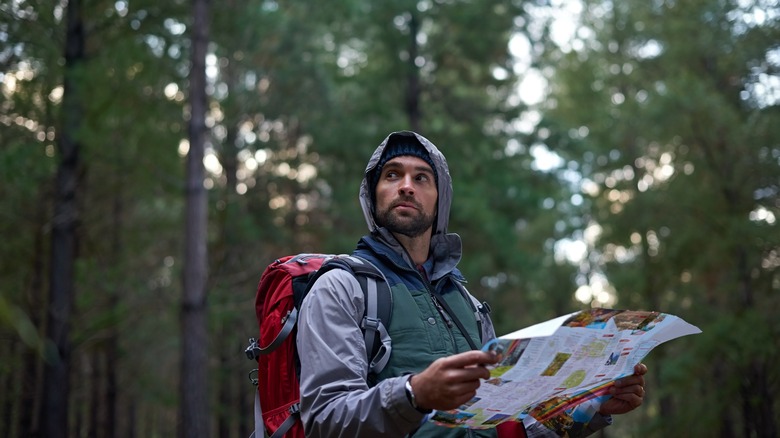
[296,131,647,437]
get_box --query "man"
[297,131,647,437]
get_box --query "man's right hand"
[410,350,499,411]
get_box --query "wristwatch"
[404,376,432,414]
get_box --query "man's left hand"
[599,363,648,416]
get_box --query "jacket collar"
[358,230,464,283]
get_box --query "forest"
[0,0,778,437]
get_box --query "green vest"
[376,275,496,438]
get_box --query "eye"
[416,173,432,183]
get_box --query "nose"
[398,175,415,196]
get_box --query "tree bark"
[0,341,16,438]
[42,0,84,436]
[216,77,237,438]
[105,188,123,438]
[125,397,137,438]
[88,352,100,438]
[179,0,211,436]
[734,246,776,437]
[19,194,47,438]
[405,12,421,132]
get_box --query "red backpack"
[245,254,392,438]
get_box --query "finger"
[615,374,645,388]
[444,380,482,397]
[634,363,648,375]
[441,364,492,382]
[440,392,480,411]
[415,376,483,411]
[610,383,642,398]
[442,350,499,369]
[611,390,644,407]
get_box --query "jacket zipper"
[376,248,462,352]
[416,270,460,352]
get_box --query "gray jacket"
[296,131,607,437]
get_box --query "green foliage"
[1,0,777,435]
[534,0,780,434]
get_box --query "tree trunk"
[405,12,421,132]
[179,0,211,436]
[217,342,232,438]
[216,88,238,438]
[0,341,16,438]
[735,234,776,437]
[19,194,47,438]
[105,189,123,438]
[42,0,84,435]
[88,352,100,438]
[125,397,137,438]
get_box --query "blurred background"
[1,0,778,437]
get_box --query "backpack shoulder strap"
[341,255,393,375]
[305,255,393,376]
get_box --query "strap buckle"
[245,338,261,360]
[248,369,259,386]
[363,316,380,331]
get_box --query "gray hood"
[359,131,463,271]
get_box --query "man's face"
[374,155,438,238]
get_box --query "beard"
[375,200,436,238]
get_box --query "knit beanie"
[369,137,439,203]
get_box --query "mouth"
[392,201,420,212]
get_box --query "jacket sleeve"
[297,269,426,437]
